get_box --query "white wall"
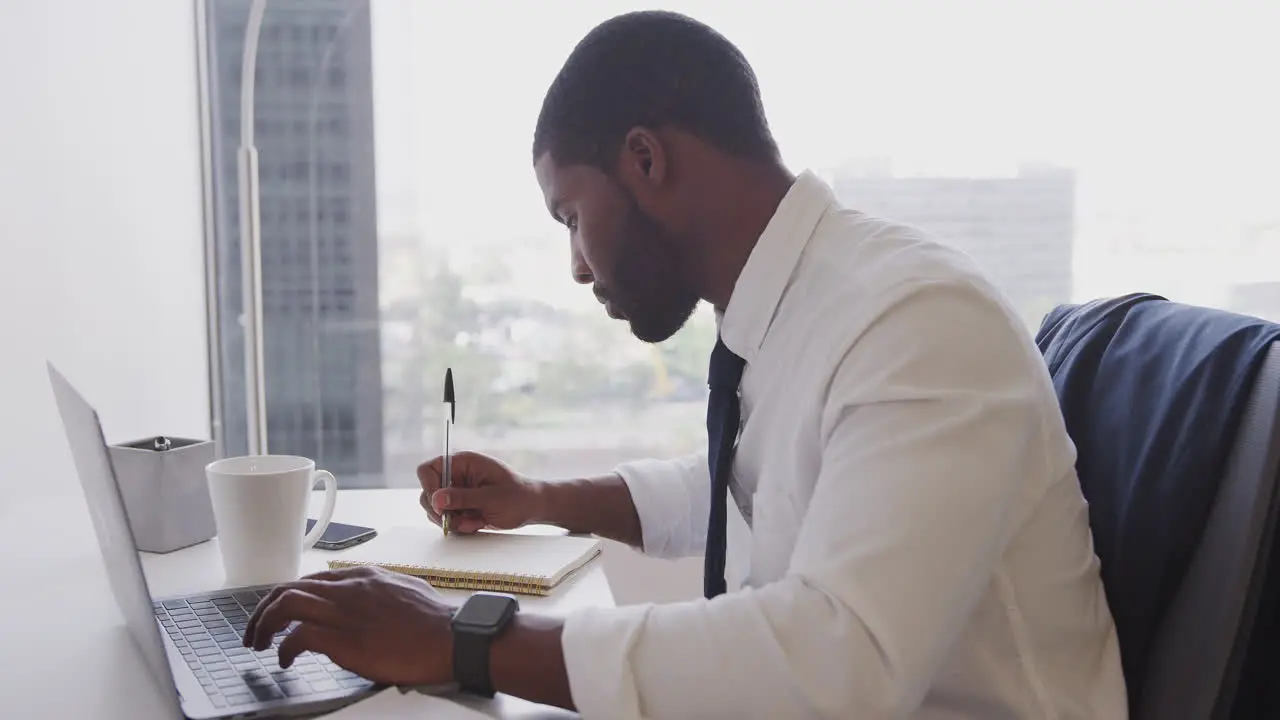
[0,0,211,511]
[0,0,703,609]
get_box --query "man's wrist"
[431,602,457,687]
[440,615,455,686]
[527,473,641,547]
[488,613,574,710]
[529,474,625,526]
[527,478,556,527]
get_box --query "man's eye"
[567,217,579,232]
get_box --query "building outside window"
[200,0,1280,489]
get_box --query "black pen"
[442,368,455,536]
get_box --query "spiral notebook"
[326,525,603,596]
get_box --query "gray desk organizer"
[108,436,217,553]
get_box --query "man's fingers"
[432,486,493,513]
[418,451,505,494]
[416,459,443,494]
[246,585,291,641]
[419,490,442,525]
[277,622,345,669]
[420,452,509,529]
[246,579,333,641]
[246,587,343,650]
[433,490,490,534]
[301,567,369,582]
[452,514,488,534]
[244,571,371,637]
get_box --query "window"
[200,1,1280,488]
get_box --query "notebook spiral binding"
[325,559,573,596]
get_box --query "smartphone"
[305,519,377,550]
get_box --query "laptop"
[47,363,381,719]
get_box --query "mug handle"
[302,469,338,550]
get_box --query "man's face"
[535,154,699,343]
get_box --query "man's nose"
[571,246,592,285]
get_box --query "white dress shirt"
[559,170,1128,719]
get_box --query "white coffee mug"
[205,455,338,586]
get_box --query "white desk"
[0,489,613,719]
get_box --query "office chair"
[1036,295,1280,719]
[1138,341,1280,719]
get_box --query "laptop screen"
[47,363,182,714]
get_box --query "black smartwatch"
[450,591,520,696]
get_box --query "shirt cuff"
[613,457,691,558]
[561,603,652,720]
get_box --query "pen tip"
[444,368,455,421]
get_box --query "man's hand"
[243,565,456,686]
[419,450,646,548]
[417,451,543,534]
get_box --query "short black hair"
[532,11,780,171]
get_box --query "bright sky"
[370,0,1280,308]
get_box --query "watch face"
[454,592,516,628]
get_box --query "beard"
[605,197,700,344]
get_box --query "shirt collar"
[718,169,835,363]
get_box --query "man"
[244,10,1128,718]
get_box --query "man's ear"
[617,127,667,190]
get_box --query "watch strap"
[453,624,495,697]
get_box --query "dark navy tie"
[705,336,746,599]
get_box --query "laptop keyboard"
[152,589,372,710]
